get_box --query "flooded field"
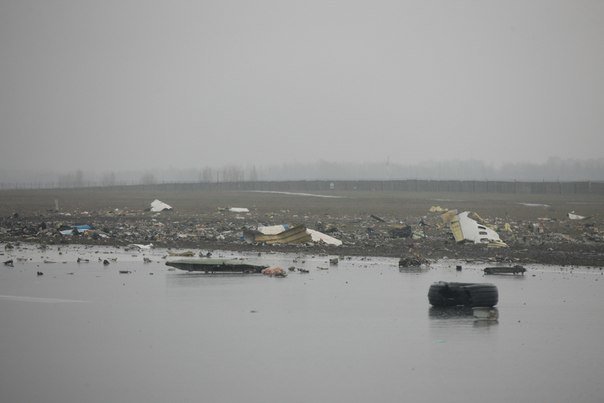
[1,244,603,402]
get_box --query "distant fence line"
[177,180,604,195]
[2,180,603,195]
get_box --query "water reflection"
[428,306,499,328]
[398,266,430,274]
[165,272,264,288]
[429,306,474,319]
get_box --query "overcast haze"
[1,0,603,178]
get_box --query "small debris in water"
[261,266,287,277]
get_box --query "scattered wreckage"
[1,192,603,266]
[243,224,342,246]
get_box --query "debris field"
[1,188,603,266]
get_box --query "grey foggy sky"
[1,0,603,174]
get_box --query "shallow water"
[1,245,603,403]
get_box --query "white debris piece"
[229,207,249,213]
[150,199,172,212]
[257,224,289,235]
[568,212,587,220]
[306,229,343,246]
[518,203,550,208]
[450,211,507,247]
[126,243,154,251]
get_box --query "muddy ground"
[1,186,603,266]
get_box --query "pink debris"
[261,266,287,277]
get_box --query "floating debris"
[484,265,526,275]
[166,259,267,273]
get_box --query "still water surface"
[0,245,603,402]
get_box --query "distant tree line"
[1,158,603,189]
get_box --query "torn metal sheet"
[306,229,342,246]
[150,199,172,212]
[568,212,587,220]
[244,225,311,244]
[449,211,507,247]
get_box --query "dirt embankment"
[1,188,603,266]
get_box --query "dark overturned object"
[389,225,412,238]
[398,251,428,267]
[166,259,268,273]
[428,282,498,307]
[484,265,526,275]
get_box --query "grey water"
[1,245,603,403]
